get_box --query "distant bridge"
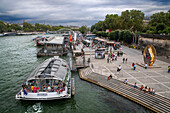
[48,28,74,34]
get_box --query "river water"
[0,35,152,113]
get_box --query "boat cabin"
[95,48,106,59]
[16,56,71,100]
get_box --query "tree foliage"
[91,10,144,33]
[0,20,6,33]
[79,25,88,34]
[91,10,170,35]
[147,10,170,34]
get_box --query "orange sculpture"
[143,45,157,66]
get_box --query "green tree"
[35,23,40,31]
[103,14,122,30]
[110,31,116,40]
[122,30,133,44]
[163,27,170,34]
[114,30,120,41]
[156,23,167,33]
[0,20,6,33]
[11,24,22,31]
[149,11,170,27]
[121,10,144,32]
[92,29,97,34]
[79,25,88,34]
[23,22,34,32]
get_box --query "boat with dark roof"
[16,56,72,100]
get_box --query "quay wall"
[78,69,161,113]
[138,34,170,56]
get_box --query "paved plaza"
[81,45,170,99]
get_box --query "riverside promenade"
[75,44,170,112]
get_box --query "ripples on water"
[0,35,152,113]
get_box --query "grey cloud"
[0,0,169,26]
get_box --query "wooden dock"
[79,67,170,113]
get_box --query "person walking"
[132,63,135,67]
[133,63,136,70]
[168,66,170,73]
[107,57,110,63]
[145,63,147,69]
[125,58,128,63]
[117,65,121,72]
[123,58,125,63]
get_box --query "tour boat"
[16,56,72,100]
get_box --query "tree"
[91,25,95,32]
[114,30,120,41]
[79,25,88,34]
[163,27,170,34]
[121,10,144,32]
[103,14,122,30]
[110,31,116,40]
[35,23,40,31]
[0,20,6,33]
[156,23,167,33]
[122,30,133,44]
[11,24,22,31]
[149,11,169,27]
[92,29,97,34]
[23,22,34,32]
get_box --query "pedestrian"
[115,55,117,60]
[83,56,85,64]
[117,51,119,56]
[117,65,121,73]
[133,64,136,70]
[168,66,170,73]
[148,87,151,93]
[107,57,110,63]
[132,63,135,67]
[144,86,147,93]
[134,82,137,88]
[140,85,144,90]
[123,58,125,63]
[125,58,128,63]
[152,88,155,95]
[107,76,110,80]
[145,63,147,69]
[124,79,128,85]
[109,74,112,79]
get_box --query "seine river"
[0,35,152,113]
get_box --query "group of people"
[140,85,155,94]
[122,58,128,63]
[107,52,118,63]
[22,80,66,95]
[123,80,155,95]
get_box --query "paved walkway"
[81,45,170,99]
[79,67,170,113]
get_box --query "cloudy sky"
[0,0,169,26]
